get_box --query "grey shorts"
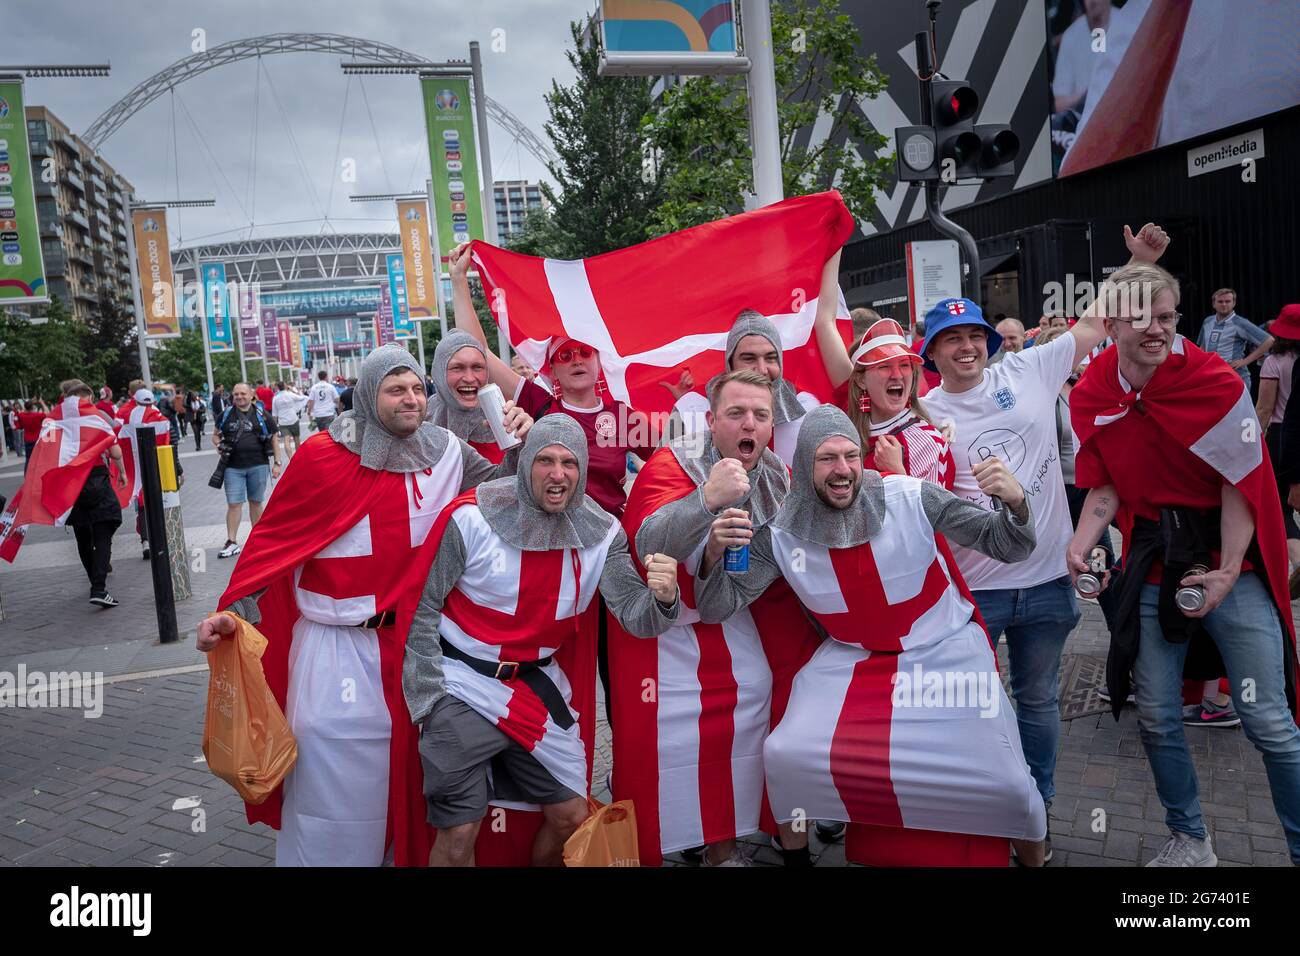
[417,695,578,829]
[279,421,301,441]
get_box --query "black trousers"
[73,521,116,595]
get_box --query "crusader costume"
[215,344,518,867]
[696,406,1048,857]
[427,330,505,464]
[404,417,680,850]
[608,430,816,864]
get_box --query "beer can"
[724,544,749,573]
[1174,564,1209,613]
[476,383,521,450]
[1076,573,1101,598]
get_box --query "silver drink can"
[1175,564,1209,613]
[1076,573,1101,598]
[477,383,521,450]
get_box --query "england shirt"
[921,332,1077,590]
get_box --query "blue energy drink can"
[724,544,749,573]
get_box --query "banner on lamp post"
[132,207,179,337]
[261,306,280,362]
[395,198,437,320]
[199,261,235,353]
[386,252,416,340]
[239,284,262,358]
[421,76,485,264]
[0,77,49,306]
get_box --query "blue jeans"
[1134,577,1300,861]
[972,575,1080,806]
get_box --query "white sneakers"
[218,541,242,559]
[1146,832,1217,867]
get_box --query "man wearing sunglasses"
[1067,262,1300,867]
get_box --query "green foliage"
[642,0,892,234]
[149,327,242,393]
[0,296,99,400]
[83,295,141,394]
[528,18,668,259]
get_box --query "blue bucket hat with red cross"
[919,297,1002,372]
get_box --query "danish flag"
[469,191,856,416]
[0,396,124,562]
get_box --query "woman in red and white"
[820,314,954,489]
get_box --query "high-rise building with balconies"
[22,106,136,325]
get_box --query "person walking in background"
[271,381,311,458]
[338,377,357,412]
[1256,304,1300,593]
[308,371,338,432]
[16,398,50,474]
[211,383,227,423]
[1197,289,1272,393]
[187,388,207,452]
[255,379,275,413]
[212,383,283,559]
[171,388,189,437]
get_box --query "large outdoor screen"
[1047,0,1299,177]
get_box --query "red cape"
[608,445,821,865]
[1072,339,1298,716]
[216,432,446,866]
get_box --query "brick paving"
[0,444,1293,866]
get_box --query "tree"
[532,18,668,259]
[642,0,892,234]
[150,327,241,394]
[0,296,97,400]
[84,295,141,395]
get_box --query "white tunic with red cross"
[438,505,620,799]
[276,441,465,867]
[762,475,1046,841]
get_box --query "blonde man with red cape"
[196,344,531,867]
[1068,263,1300,866]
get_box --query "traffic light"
[894,79,1020,183]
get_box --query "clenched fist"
[643,553,679,605]
[196,612,237,652]
[871,434,905,475]
[972,456,1026,514]
[702,457,751,512]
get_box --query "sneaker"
[1098,685,1136,705]
[815,820,846,842]
[678,845,704,864]
[1146,832,1217,867]
[1182,700,1241,728]
[89,593,119,608]
[218,540,242,559]
[701,846,751,867]
[141,545,150,560]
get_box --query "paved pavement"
[0,443,1294,866]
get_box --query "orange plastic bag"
[563,797,641,867]
[202,613,297,804]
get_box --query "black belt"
[361,610,397,629]
[439,637,574,730]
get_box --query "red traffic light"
[935,84,978,124]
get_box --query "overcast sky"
[6,0,584,247]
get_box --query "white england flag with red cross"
[469,191,856,416]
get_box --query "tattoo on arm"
[1091,506,1107,519]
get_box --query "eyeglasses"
[552,344,595,365]
[1112,311,1181,331]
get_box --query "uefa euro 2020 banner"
[132,207,179,337]
[395,198,437,321]
[420,77,485,268]
[200,261,235,353]
[0,78,49,306]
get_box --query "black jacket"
[1279,360,1300,484]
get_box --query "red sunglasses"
[552,344,595,365]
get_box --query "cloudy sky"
[6,0,584,247]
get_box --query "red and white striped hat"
[850,318,921,368]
